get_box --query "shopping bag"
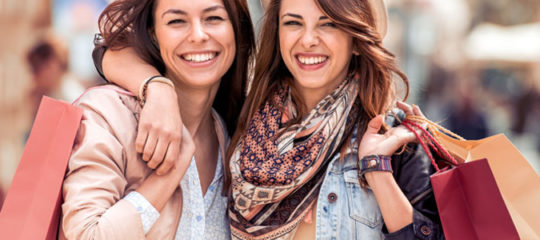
[430,159,519,240]
[0,96,83,240]
[401,119,520,240]
[432,130,540,239]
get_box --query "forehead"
[279,0,323,16]
[155,0,226,13]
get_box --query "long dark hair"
[98,0,255,135]
[225,0,409,188]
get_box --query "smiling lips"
[181,51,219,66]
[296,54,329,70]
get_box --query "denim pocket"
[343,169,383,228]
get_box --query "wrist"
[146,81,177,99]
[138,76,175,105]
[357,155,393,186]
[364,171,393,183]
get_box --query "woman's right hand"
[136,82,184,175]
[357,102,425,159]
[135,125,194,213]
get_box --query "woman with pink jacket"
[60,0,255,239]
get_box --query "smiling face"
[279,0,353,109]
[153,0,236,90]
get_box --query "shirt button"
[327,193,337,203]
[420,225,431,236]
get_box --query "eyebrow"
[203,5,226,13]
[162,9,187,17]
[161,5,226,18]
[281,13,329,21]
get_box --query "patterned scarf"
[229,78,360,239]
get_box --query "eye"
[167,19,186,25]
[206,16,225,22]
[321,22,337,28]
[283,20,302,26]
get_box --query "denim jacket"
[315,126,444,240]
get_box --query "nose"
[188,21,209,43]
[300,28,320,49]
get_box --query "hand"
[136,82,183,175]
[173,125,195,174]
[357,101,425,159]
[134,126,194,212]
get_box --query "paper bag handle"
[401,119,460,171]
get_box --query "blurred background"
[0,0,538,208]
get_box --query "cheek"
[155,29,174,56]
[279,31,293,62]
[330,36,353,62]
[225,26,236,53]
[218,24,237,66]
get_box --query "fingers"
[412,104,425,118]
[135,123,150,154]
[366,115,384,135]
[142,132,158,162]
[156,141,179,175]
[389,126,418,147]
[396,101,413,115]
[397,101,426,119]
[147,138,167,169]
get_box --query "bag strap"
[405,115,465,141]
[401,119,460,171]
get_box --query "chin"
[188,76,222,88]
[294,75,329,89]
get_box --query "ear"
[352,41,361,56]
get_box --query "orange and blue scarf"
[229,78,360,239]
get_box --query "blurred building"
[384,0,540,171]
[0,0,105,200]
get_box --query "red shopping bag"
[0,96,82,240]
[432,133,540,238]
[402,119,520,240]
[430,159,519,240]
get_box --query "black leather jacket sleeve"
[92,33,108,81]
[382,113,445,240]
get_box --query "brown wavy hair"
[97,0,255,135]
[225,0,409,189]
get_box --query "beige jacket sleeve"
[61,88,146,240]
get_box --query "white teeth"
[298,56,327,65]
[183,53,216,62]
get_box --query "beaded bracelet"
[138,76,175,106]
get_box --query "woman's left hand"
[357,101,425,159]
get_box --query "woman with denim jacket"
[93,0,444,239]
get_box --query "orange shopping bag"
[432,131,540,239]
[405,115,540,239]
[402,120,519,239]
[0,97,83,240]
